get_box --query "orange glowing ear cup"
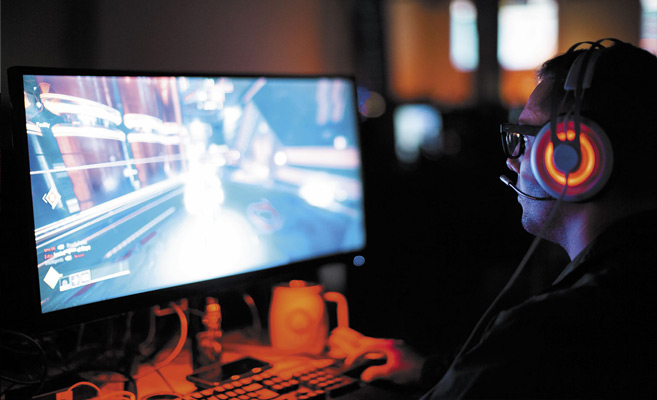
[531,117,613,202]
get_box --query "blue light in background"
[450,0,479,71]
[641,0,657,55]
[393,104,443,164]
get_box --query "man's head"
[506,40,657,250]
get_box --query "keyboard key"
[242,383,264,392]
[187,357,359,400]
[252,389,279,400]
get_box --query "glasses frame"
[499,123,543,159]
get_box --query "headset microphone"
[500,175,553,201]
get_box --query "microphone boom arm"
[500,175,553,201]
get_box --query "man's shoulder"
[485,265,657,364]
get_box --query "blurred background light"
[393,104,443,164]
[641,0,657,54]
[357,86,387,119]
[450,0,479,71]
[498,0,558,71]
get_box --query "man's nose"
[506,156,520,174]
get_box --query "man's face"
[506,79,558,236]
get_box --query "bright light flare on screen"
[333,136,347,150]
[222,107,242,136]
[169,210,262,282]
[189,120,212,142]
[299,180,338,208]
[498,0,558,71]
[183,167,225,216]
[274,151,288,166]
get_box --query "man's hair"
[537,41,657,197]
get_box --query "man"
[332,40,657,398]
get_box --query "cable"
[68,380,102,394]
[0,328,48,393]
[65,381,136,400]
[76,323,86,351]
[134,302,188,380]
[77,368,137,390]
[121,311,135,352]
[242,293,263,338]
[0,382,16,398]
[154,368,176,393]
[139,308,158,355]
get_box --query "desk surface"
[131,331,415,400]
[3,330,417,400]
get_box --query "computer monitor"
[5,67,366,330]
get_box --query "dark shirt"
[422,210,657,399]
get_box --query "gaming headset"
[461,39,624,361]
[529,38,620,202]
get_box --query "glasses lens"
[505,132,524,158]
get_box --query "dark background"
[0,0,645,362]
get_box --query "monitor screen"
[8,68,366,321]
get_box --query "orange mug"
[269,280,349,354]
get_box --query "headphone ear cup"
[530,117,613,202]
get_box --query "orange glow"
[38,82,51,94]
[289,279,308,288]
[269,281,349,355]
[385,1,474,104]
[328,326,425,384]
[500,69,537,106]
[557,129,577,141]
[544,133,597,186]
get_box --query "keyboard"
[186,358,360,400]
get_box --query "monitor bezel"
[4,66,368,333]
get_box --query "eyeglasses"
[499,123,543,159]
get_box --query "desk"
[132,331,412,400]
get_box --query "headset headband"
[549,38,623,173]
[531,38,621,201]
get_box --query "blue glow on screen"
[22,74,366,313]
